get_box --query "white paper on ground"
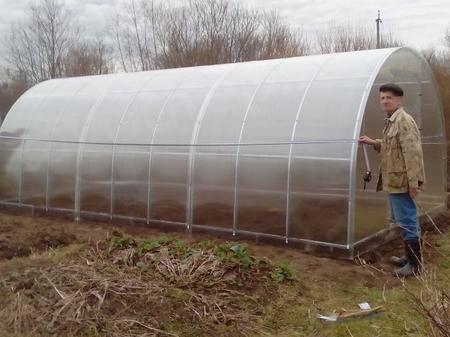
[358,302,371,310]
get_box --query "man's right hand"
[358,135,377,145]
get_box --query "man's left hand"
[409,187,418,199]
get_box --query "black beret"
[379,83,404,96]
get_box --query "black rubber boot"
[390,241,408,267]
[392,240,422,277]
[390,254,408,267]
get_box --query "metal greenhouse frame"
[0,47,446,258]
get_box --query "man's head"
[379,83,404,115]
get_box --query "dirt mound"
[0,225,76,259]
[0,232,293,337]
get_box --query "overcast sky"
[0,0,449,66]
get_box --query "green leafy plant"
[138,240,161,253]
[271,261,295,283]
[214,243,255,269]
[156,234,174,245]
[111,236,136,249]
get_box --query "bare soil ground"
[0,210,449,337]
[1,210,449,281]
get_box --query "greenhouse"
[0,47,446,258]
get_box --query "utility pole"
[376,10,382,48]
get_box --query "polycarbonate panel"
[76,75,120,96]
[289,143,351,244]
[109,72,155,93]
[141,68,194,91]
[152,88,210,144]
[48,96,98,209]
[179,64,230,89]
[293,78,368,158]
[46,77,96,97]
[236,81,308,235]
[375,49,423,85]
[241,82,309,149]
[116,90,173,143]
[84,94,133,143]
[221,59,280,86]
[21,142,50,206]
[113,148,149,218]
[315,48,387,79]
[150,151,189,223]
[418,61,446,211]
[237,151,289,236]
[49,76,119,211]
[420,144,445,205]
[195,85,257,146]
[265,54,330,83]
[421,82,442,138]
[192,152,236,227]
[150,87,210,223]
[112,90,172,218]
[21,96,65,206]
[79,144,113,213]
[0,95,46,203]
[50,96,98,141]
[48,143,78,209]
[192,86,256,228]
[0,138,21,202]
[79,94,133,213]
[0,96,44,126]
[24,79,64,97]
[354,86,389,241]
[3,95,49,142]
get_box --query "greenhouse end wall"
[0,47,446,258]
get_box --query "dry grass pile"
[403,268,450,337]
[0,231,293,337]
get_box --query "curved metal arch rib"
[284,54,334,243]
[232,59,285,236]
[186,64,238,230]
[145,68,198,224]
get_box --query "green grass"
[259,231,450,337]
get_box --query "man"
[359,83,425,277]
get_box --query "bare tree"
[110,0,310,71]
[3,0,112,84]
[258,12,309,60]
[423,24,450,71]
[315,22,402,54]
[111,0,166,72]
[3,0,79,84]
[444,26,450,50]
[64,38,114,77]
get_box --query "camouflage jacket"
[373,107,425,193]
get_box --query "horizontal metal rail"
[0,135,358,147]
[0,135,442,148]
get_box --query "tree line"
[0,0,449,120]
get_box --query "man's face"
[379,91,403,114]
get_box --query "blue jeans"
[389,193,420,241]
